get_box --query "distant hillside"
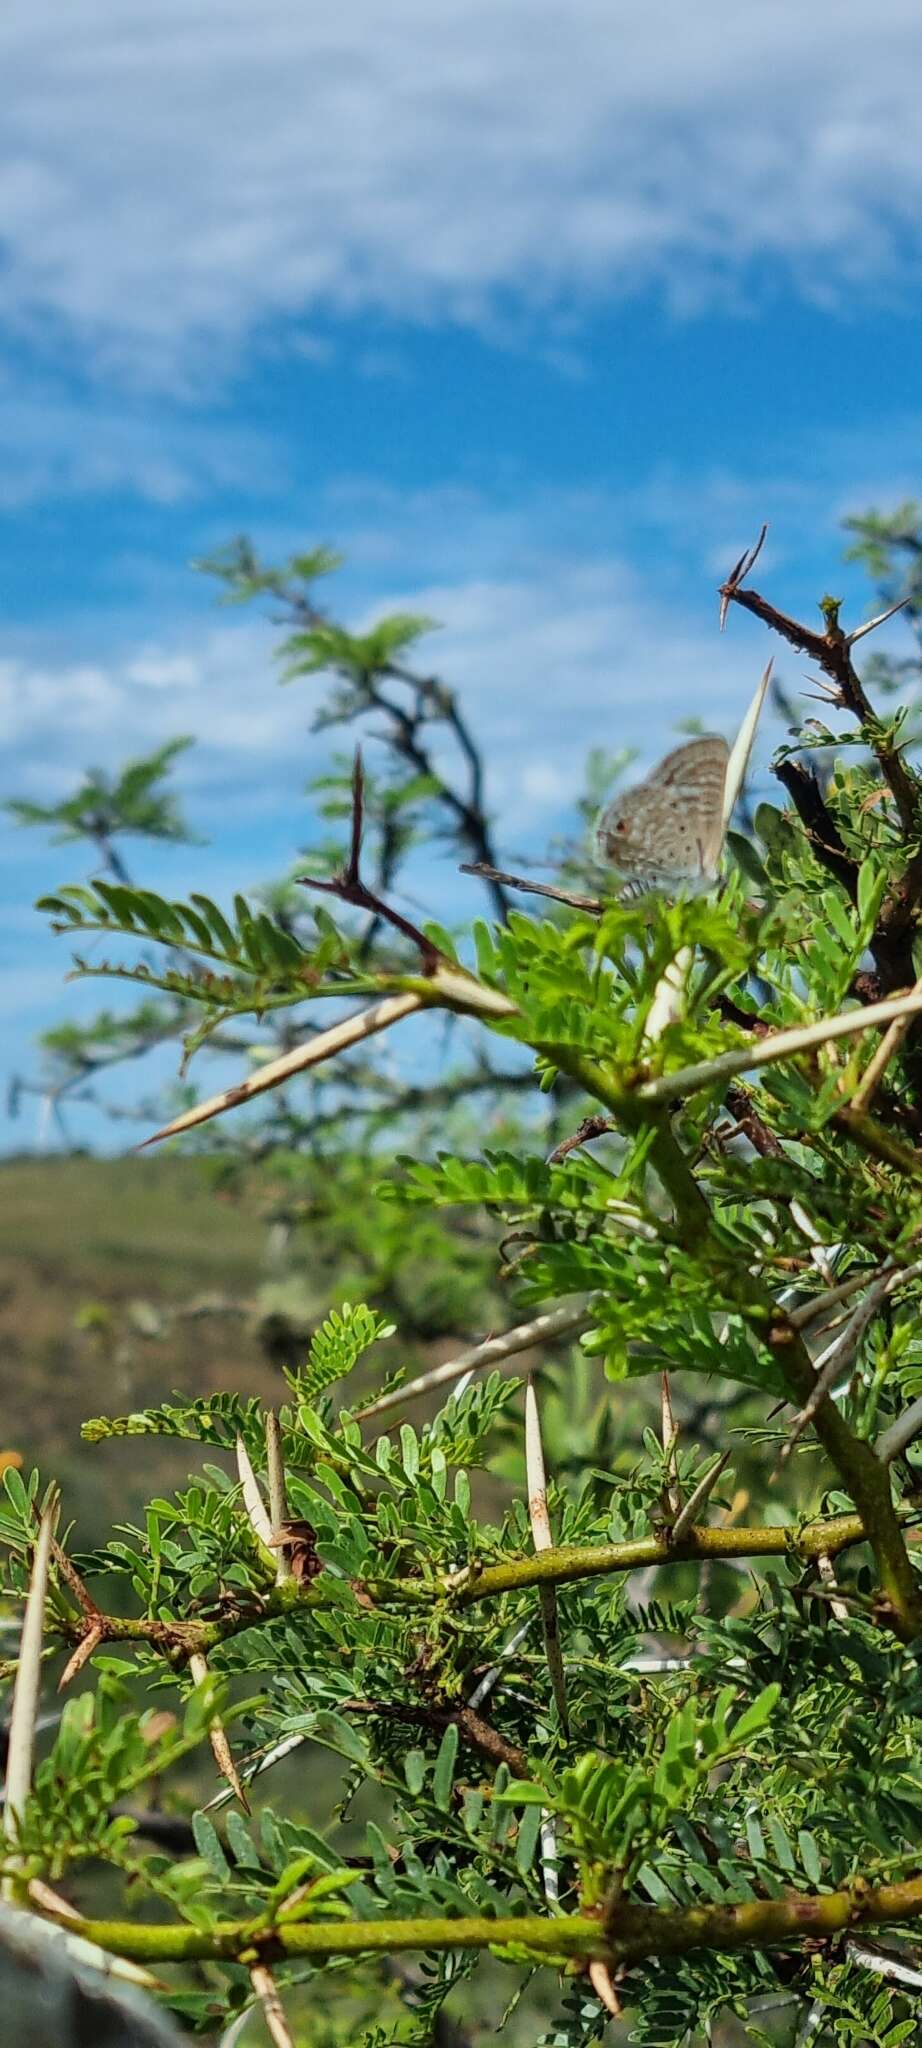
[0,1153,281,1538]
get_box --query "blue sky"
[5,0,922,1149]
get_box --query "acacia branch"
[38,1868,922,1970]
[721,533,922,1092]
[44,1511,922,1675]
[635,987,922,1108]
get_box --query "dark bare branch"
[298,748,445,970]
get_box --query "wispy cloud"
[0,369,284,506]
[4,1,922,382]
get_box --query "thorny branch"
[720,524,917,828]
[720,528,922,1108]
[43,1507,922,1669]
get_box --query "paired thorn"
[777,1263,912,1469]
[851,976,922,1114]
[816,1551,850,1622]
[59,1624,104,1691]
[719,522,768,630]
[250,1963,296,2048]
[588,1959,624,2016]
[524,1375,568,1904]
[877,1393,922,1465]
[236,1434,275,1554]
[139,991,423,1148]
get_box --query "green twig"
[41,1868,922,1970]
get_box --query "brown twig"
[546,1114,618,1163]
[276,563,512,919]
[460,861,604,915]
[346,1697,527,1775]
[719,535,922,983]
[44,1529,101,1624]
[299,751,446,968]
[722,1081,785,1159]
[720,538,913,810]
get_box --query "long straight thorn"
[847,597,909,647]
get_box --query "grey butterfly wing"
[648,735,729,796]
[595,735,729,887]
[646,736,729,875]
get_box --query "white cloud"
[5,447,914,863]
[3,1,922,380]
[1,531,765,854]
[1,618,306,795]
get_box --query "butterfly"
[595,735,730,894]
